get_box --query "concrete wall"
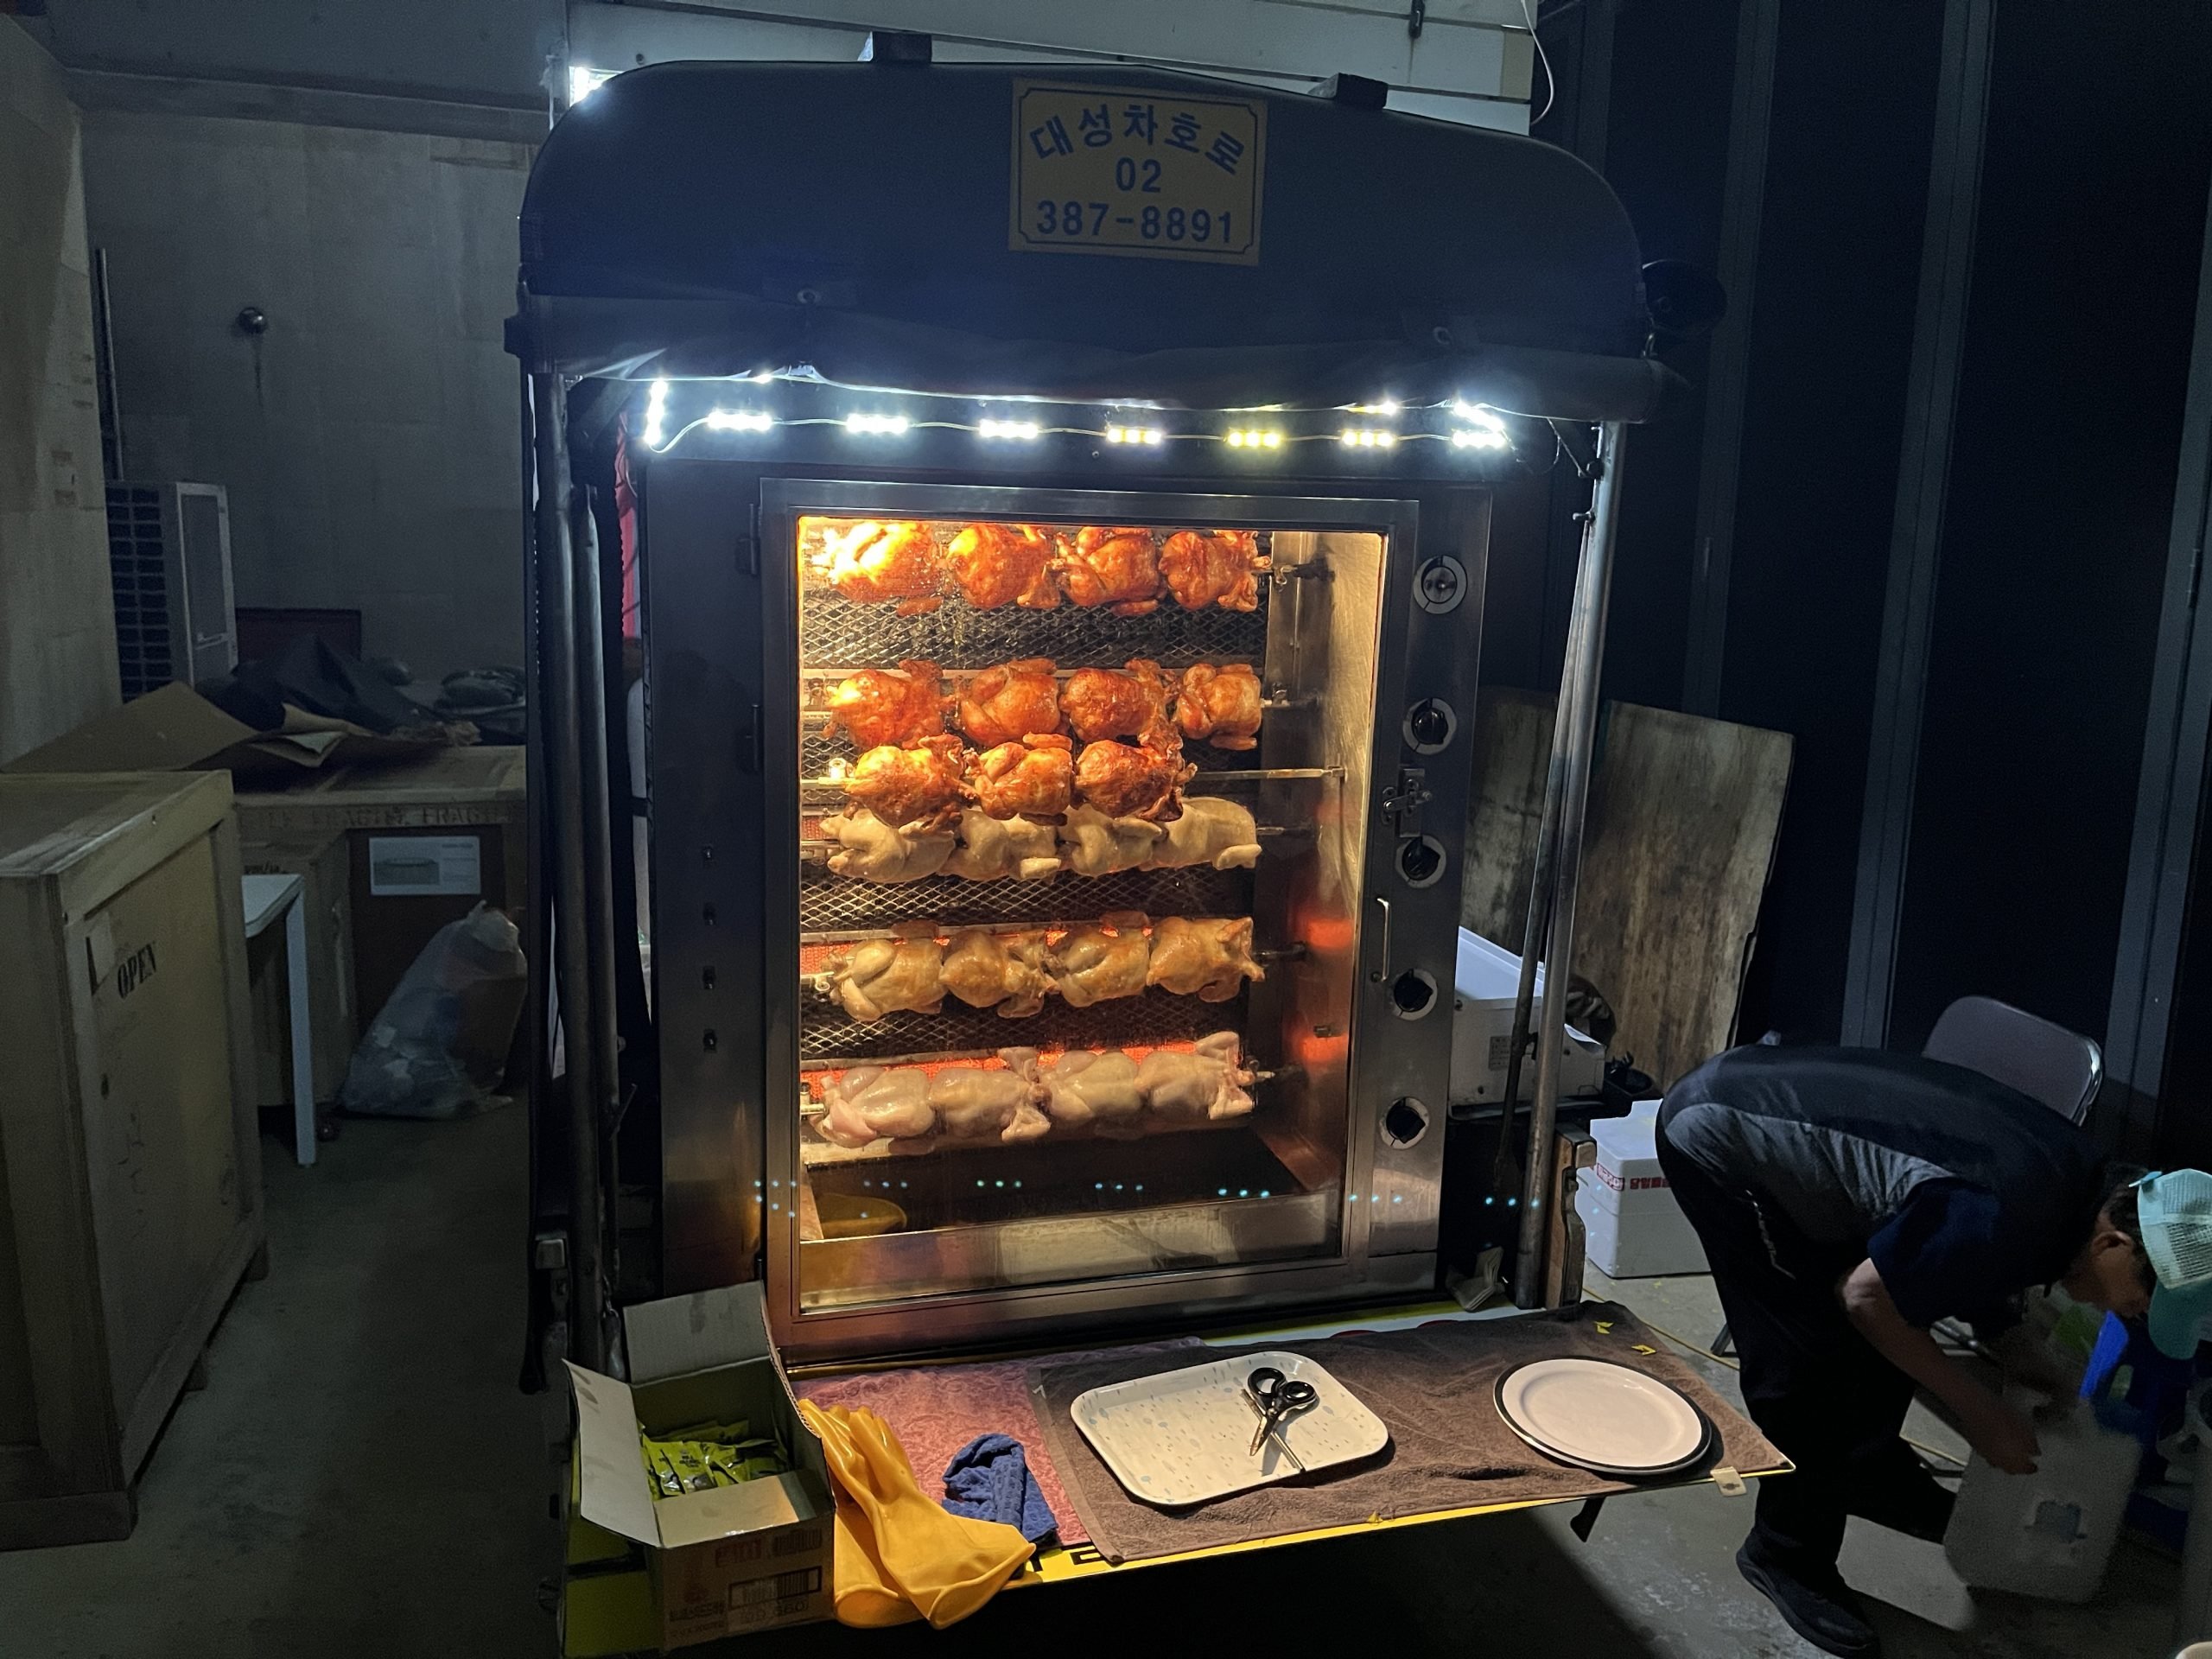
[81,111,533,683]
[0,22,118,762]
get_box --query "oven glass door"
[765,482,1399,1320]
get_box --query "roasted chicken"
[817,1066,936,1147]
[971,733,1076,818]
[1060,659,1172,744]
[1076,732,1195,822]
[842,734,970,830]
[1144,797,1261,871]
[957,658,1063,748]
[822,808,956,883]
[928,1049,1046,1141]
[1160,529,1267,612]
[944,810,1061,882]
[818,937,945,1023]
[1146,917,1263,1002]
[940,929,1053,1017]
[1052,525,1161,615]
[1040,1049,1146,1135]
[944,523,1061,611]
[1049,913,1153,1007]
[819,520,942,613]
[822,659,946,751]
[1136,1032,1256,1122]
[1173,663,1264,751]
[1057,804,1165,878]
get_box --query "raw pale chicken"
[819,520,943,612]
[944,810,1060,881]
[1050,912,1153,1007]
[823,660,945,751]
[1040,1049,1146,1135]
[940,929,1053,1017]
[1173,663,1264,751]
[1146,917,1263,1002]
[1059,659,1172,743]
[822,808,956,882]
[1143,798,1261,871]
[1160,529,1267,612]
[945,524,1061,611]
[820,937,945,1022]
[928,1058,1038,1140]
[843,734,970,830]
[1057,804,1164,877]
[971,734,1076,817]
[1076,732,1194,822]
[1136,1032,1256,1122]
[818,1066,937,1147]
[958,658,1065,747]
[1052,525,1161,615]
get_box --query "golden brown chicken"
[971,734,1075,818]
[958,658,1064,748]
[1075,732,1195,822]
[1049,913,1153,1007]
[843,734,970,830]
[822,659,945,751]
[820,519,943,613]
[1173,663,1264,751]
[1060,658,1172,744]
[1052,525,1161,615]
[944,523,1061,611]
[1145,917,1264,1001]
[1160,529,1268,612]
[940,931,1053,1017]
[817,937,946,1022]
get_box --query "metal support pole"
[1515,421,1628,1306]
[569,485,626,1172]
[531,370,607,1370]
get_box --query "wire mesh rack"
[798,588,1269,670]
[797,861,1250,934]
[798,983,1245,1069]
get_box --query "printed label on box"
[367,834,481,896]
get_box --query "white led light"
[1106,424,1164,445]
[1452,400,1508,433]
[568,64,613,105]
[1339,428,1397,448]
[1142,428,1162,444]
[704,409,772,432]
[844,412,910,435]
[1451,427,1510,450]
[642,377,670,448]
[978,418,1039,441]
[1228,428,1281,449]
[1226,430,1245,448]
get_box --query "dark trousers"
[1656,1115,1917,1573]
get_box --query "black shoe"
[1847,1464,1956,1543]
[1736,1540,1880,1658]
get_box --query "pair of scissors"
[1244,1366,1319,1465]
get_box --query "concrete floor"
[0,1116,2181,1656]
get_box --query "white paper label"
[367,835,481,897]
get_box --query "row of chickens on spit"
[812,913,1263,1023]
[811,1033,1257,1149]
[823,654,1259,827]
[810,518,1269,617]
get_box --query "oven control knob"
[1382,1096,1430,1149]
[1396,833,1446,888]
[1414,555,1468,614]
[1389,968,1439,1020]
[1402,698,1456,754]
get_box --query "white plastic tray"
[1069,1350,1390,1506]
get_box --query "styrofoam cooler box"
[1450,929,1608,1105]
[1574,1100,1709,1278]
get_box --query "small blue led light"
[995,1179,1005,1188]
[1394,1195,1403,1204]
[1114,1183,1124,1192]
[1259,1190,1271,1198]
[1219,1188,1230,1198]
[1484,1196,1495,1206]
[1014,1180,1023,1189]
[1239,1188,1249,1198]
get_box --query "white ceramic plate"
[1494,1357,1713,1478]
[1070,1350,1391,1506]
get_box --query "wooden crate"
[233,747,525,1034]
[239,831,355,1108]
[0,772,264,1548]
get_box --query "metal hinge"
[1382,766,1432,835]
[740,702,764,774]
[738,501,761,577]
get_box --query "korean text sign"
[1010,80,1266,265]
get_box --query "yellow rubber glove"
[797,1399,1033,1629]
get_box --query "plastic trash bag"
[340,903,526,1119]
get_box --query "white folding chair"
[1921,994,2102,1125]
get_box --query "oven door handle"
[1370,894,1392,984]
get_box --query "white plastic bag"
[340,903,526,1119]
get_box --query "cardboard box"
[3,682,435,781]
[239,832,355,1107]
[567,1285,835,1648]
[232,748,525,1035]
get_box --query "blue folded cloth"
[943,1433,1057,1542]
